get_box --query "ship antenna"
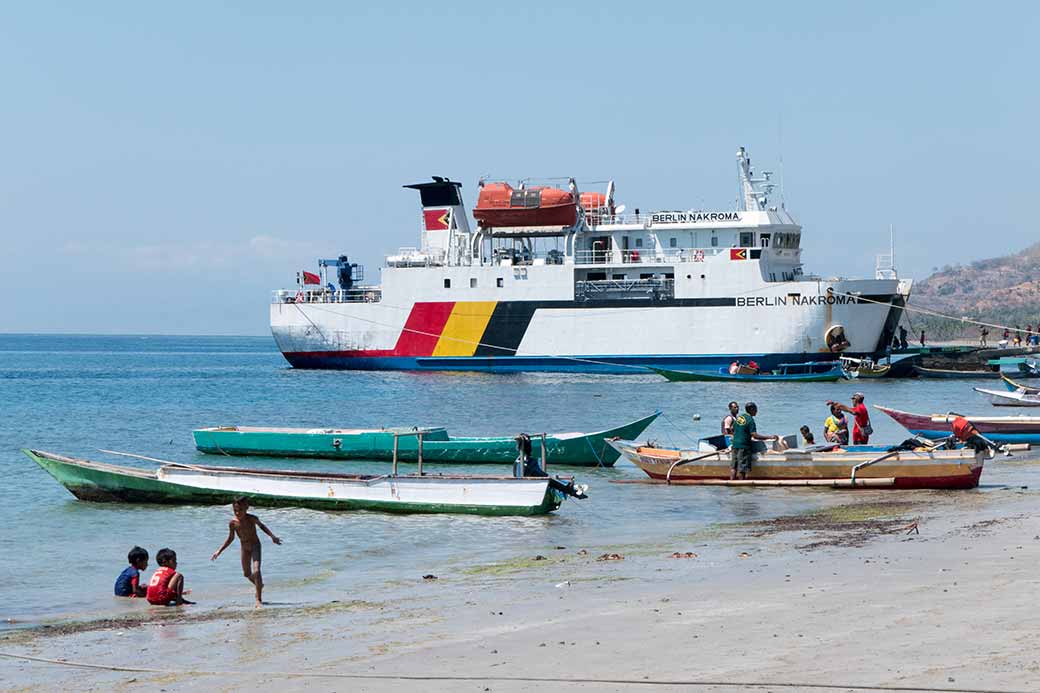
[778,114,786,209]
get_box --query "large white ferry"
[271,148,909,372]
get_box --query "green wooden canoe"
[650,363,843,383]
[193,412,660,466]
[23,449,572,516]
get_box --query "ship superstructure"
[270,148,907,372]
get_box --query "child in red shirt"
[146,548,194,606]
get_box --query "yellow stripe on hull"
[432,302,498,357]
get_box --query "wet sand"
[4,486,1040,692]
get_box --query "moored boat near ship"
[650,361,842,383]
[270,148,909,373]
[193,412,660,466]
[23,450,584,516]
[606,438,994,489]
[974,386,1040,407]
[876,405,1040,444]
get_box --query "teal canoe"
[193,412,660,467]
[23,449,575,516]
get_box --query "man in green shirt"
[730,402,779,480]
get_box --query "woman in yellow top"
[823,404,849,445]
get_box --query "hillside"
[907,242,1040,340]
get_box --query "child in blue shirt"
[114,546,149,597]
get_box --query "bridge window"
[711,233,718,247]
[444,278,451,288]
[470,278,477,288]
[496,277,504,288]
[669,237,677,248]
[739,231,754,246]
[635,238,643,248]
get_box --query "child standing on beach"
[146,548,194,606]
[211,496,282,608]
[114,546,149,597]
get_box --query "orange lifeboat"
[473,182,578,228]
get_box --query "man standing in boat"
[730,402,779,480]
[828,393,873,444]
[721,401,739,436]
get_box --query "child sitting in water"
[146,548,194,606]
[114,546,149,597]
[211,497,282,608]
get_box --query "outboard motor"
[337,255,354,291]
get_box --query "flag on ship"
[302,271,321,285]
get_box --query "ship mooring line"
[0,652,1030,693]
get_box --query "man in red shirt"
[829,393,872,444]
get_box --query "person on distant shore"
[920,330,926,347]
[980,327,989,347]
[799,425,815,446]
[211,496,282,608]
[114,546,149,598]
[146,548,193,606]
[730,402,778,480]
[823,405,850,445]
[899,326,909,349]
[721,401,739,435]
[829,393,873,444]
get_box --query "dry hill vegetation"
[908,242,1040,341]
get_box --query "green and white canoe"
[23,449,579,516]
[192,412,660,466]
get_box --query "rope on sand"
[0,651,1032,693]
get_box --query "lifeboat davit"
[473,182,578,228]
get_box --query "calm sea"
[1,334,1034,627]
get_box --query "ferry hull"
[272,281,902,373]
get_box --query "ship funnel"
[403,177,470,260]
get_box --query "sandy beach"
[4,485,1039,693]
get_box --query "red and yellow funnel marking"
[423,209,450,231]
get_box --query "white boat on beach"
[974,386,1040,407]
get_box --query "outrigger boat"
[974,386,1040,407]
[650,362,842,383]
[23,447,587,516]
[839,356,891,379]
[193,412,659,466]
[1002,374,1040,394]
[876,404,1040,444]
[606,437,1002,489]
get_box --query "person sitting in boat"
[730,402,779,480]
[514,433,588,499]
[800,426,815,446]
[746,360,760,374]
[823,405,849,445]
[721,401,739,435]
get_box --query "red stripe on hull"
[394,302,455,356]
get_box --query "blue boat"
[651,361,843,382]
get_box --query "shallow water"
[2,334,1036,628]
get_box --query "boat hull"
[607,440,986,490]
[193,413,659,466]
[914,366,999,379]
[875,405,1040,444]
[271,276,902,373]
[650,366,842,382]
[24,450,565,516]
[974,387,1040,407]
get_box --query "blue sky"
[2,2,1036,334]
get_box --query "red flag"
[302,271,321,285]
[423,209,450,230]
[729,248,747,261]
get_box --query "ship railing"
[573,247,727,265]
[271,288,382,304]
[575,278,675,302]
